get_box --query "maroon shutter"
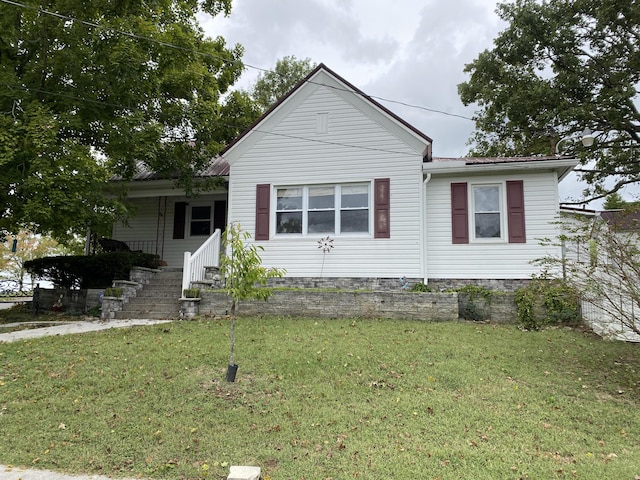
[451,182,469,244]
[213,200,227,233]
[506,180,526,243]
[374,178,390,238]
[173,201,186,239]
[255,184,271,240]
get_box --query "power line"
[8,84,131,110]
[1,0,472,121]
[0,0,243,67]
[250,129,422,158]
[314,82,473,120]
[7,84,424,158]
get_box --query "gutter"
[422,158,579,179]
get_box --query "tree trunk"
[225,300,238,382]
[229,300,236,366]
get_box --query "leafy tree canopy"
[0,0,244,241]
[211,56,317,146]
[250,55,316,112]
[459,0,640,202]
[602,192,627,210]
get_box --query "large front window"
[276,184,369,235]
[472,185,502,239]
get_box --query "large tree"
[0,0,244,241]
[210,56,317,142]
[250,55,316,112]
[459,0,640,202]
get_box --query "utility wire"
[1,0,473,121]
[8,84,131,110]
[7,84,424,158]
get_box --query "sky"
[199,0,599,206]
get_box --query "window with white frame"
[472,184,502,240]
[276,184,369,235]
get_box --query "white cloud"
[201,0,602,204]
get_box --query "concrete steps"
[115,268,182,320]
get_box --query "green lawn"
[0,316,638,479]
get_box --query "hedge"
[25,252,160,289]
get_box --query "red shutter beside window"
[451,182,469,244]
[255,184,271,240]
[374,178,390,238]
[173,201,186,239]
[506,180,526,243]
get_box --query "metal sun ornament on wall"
[317,236,334,277]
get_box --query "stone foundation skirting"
[427,278,530,292]
[198,289,518,323]
[264,277,529,293]
[199,290,458,321]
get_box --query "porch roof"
[110,157,229,182]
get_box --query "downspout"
[422,173,432,285]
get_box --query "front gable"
[222,65,432,279]
[222,64,432,165]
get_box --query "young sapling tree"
[219,223,285,381]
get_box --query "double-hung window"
[190,205,212,236]
[276,184,370,235]
[451,180,526,244]
[341,185,369,232]
[308,187,335,233]
[472,185,502,239]
[276,188,303,234]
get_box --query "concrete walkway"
[0,465,144,480]
[0,317,172,479]
[0,318,172,343]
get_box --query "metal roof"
[111,156,229,182]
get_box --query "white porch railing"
[182,229,222,293]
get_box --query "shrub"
[411,282,431,292]
[182,288,200,298]
[25,252,159,289]
[457,285,493,321]
[515,278,581,330]
[104,287,123,298]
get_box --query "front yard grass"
[0,316,638,479]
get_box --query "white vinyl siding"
[226,79,427,279]
[425,172,563,279]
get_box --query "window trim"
[470,182,506,243]
[274,183,371,237]
[188,203,213,238]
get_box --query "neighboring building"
[560,206,640,341]
[111,64,578,291]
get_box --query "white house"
[112,64,578,290]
